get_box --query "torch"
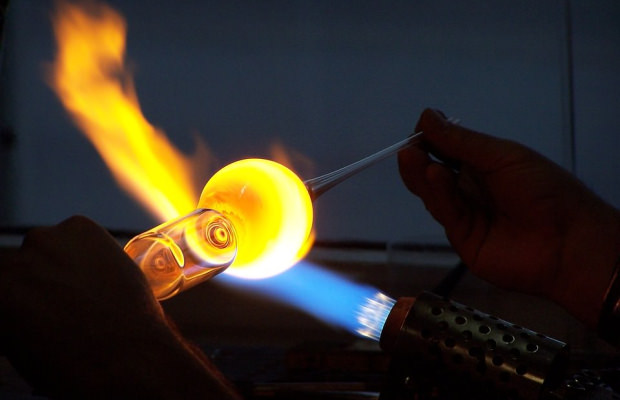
[119,124,567,399]
[372,291,569,400]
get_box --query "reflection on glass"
[124,208,236,300]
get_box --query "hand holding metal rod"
[305,117,458,200]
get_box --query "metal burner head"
[380,291,569,400]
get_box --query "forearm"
[57,320,241,399]
[0,217,242,399]
[125,330,241,399]
[552,194,620,332]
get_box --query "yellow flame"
[48,1,199,221]
[48,1,314,279]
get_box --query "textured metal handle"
[381,291,569,400]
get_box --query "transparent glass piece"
[124,208,237,300]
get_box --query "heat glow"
[199,159,313,279]
[48,1,314,279]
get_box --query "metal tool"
[380,292,569,400]
[304,117,458,200]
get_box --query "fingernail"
[427,109,450,129]
[432,109,448,120]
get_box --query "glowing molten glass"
[199,159,314,279]
[46,2,391,340]
[123,158,313,298]
[48,1,314,285]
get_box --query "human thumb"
[418,108,518,173]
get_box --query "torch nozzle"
[355,292,396,341]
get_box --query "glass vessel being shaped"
[125,158,312,298]
[124,208,237,300]
[198,159,314,279]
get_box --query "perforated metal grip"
[380,292,569,400]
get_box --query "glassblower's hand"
[0,216,240,399]
[398,109,620,328]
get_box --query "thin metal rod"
[304,131,424,200]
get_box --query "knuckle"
[21,226,52,250]
[57,215,102,238]
[59,215,95,229]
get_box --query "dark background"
[2,0,619,244]
[1,2,620,395]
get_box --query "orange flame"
[48,1,201,221]
[48,1,314,279]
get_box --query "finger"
[424,163,487,262]
[20,223,84,284]
[397,143,434,199]
[0,248,23,296]
[0,247,21,270]
[54,216,124,262]
[22,216,121,270]
[52,216,154,292]
[418,108,520,174]
[18,217,138,294]
[425,162,467,227]
[0,247,46,318]
[399,112,463,220]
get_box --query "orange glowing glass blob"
[199,159,314,279]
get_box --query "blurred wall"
[1,0,619,244]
